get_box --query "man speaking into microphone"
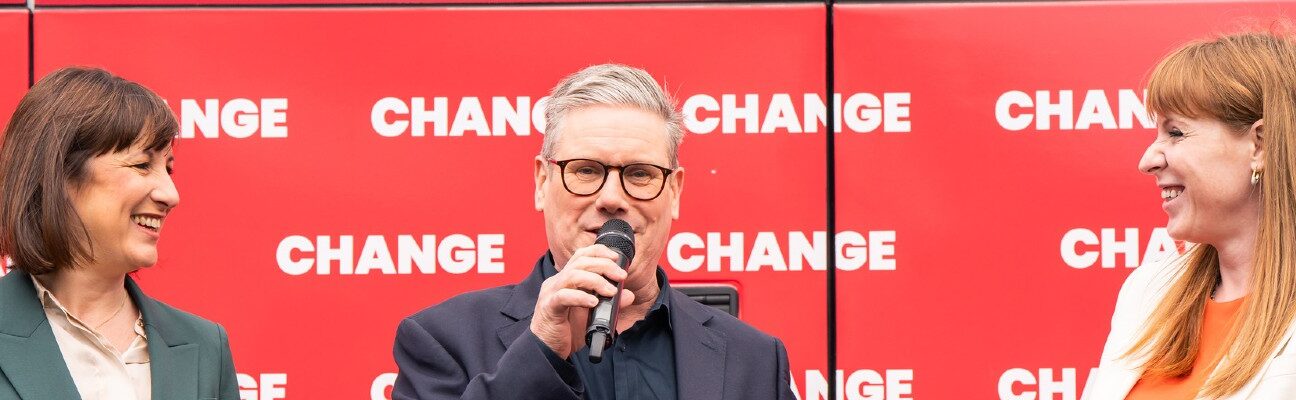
[391,64,794,400]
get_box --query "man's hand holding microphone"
[530,219,636,362]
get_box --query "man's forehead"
[554,106,672,161]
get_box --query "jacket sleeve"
[391,317,584,400]
[1081,258,1169,400]
[775,338,795,400]
[216,325,239,400]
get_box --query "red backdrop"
[34,5,826,399]
[836,1,1295,399]
[0,9,23,119]
[1,1,1291,399]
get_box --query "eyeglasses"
[548,158,675,201]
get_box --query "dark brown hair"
[0,66,177,275]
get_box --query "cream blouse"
[31,276,151,400]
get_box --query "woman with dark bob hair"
[0,67,236,399]
[1085,31,1296,399]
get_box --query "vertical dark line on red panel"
[26,6,32,88]
[824,0,837,399]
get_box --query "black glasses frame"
[548,158,675,201]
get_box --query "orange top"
[1126,296,1246,400]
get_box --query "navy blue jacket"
[392,256,795,400]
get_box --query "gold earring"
[1252,169,1262,185]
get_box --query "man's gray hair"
[542,64,683,168]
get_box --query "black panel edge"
[25,3,31,88]
[825,0,837,399]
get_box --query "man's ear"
[669,167,684,219]
[534,156,548,212]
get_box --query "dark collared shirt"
[537,253,678,400]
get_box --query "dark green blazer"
[0,270,238,400]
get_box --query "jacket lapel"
[1086,363,1140,400]
[496,257,547,348]
[670,289,728,400]
[1218,317,1296,400]
[496,256,732,398]
[0,271,81,400]
[128,277,198,400]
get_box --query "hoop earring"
[1252,169,1262,185]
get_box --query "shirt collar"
[30,274,148,338]
[30,274,66,312]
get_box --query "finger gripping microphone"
[587,218,635,364]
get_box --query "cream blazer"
[1083,255,1296,400]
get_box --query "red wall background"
[0,0,1291,399]
[835,2,1294,399]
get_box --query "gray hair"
[542,64,683,168]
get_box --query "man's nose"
[593,169,631,215]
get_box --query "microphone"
[586,218,635,364]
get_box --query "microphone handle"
[586,251,629,363]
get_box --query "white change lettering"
[179,98,288,139]
[998,368,1097,400]
[276,234,505,275]
[1060,227,1179,269]
[995,90,1152,131]
[683,93,911,134]
[237,373,287,400]
[666,231,896,273]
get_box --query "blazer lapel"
[0,271,81,400]
[128,278,198,400]
[1218,317,1296,400]
[496,257,547,348]
[494,256,733,399]
[1088,364,1140,400]
[670,289,728,400]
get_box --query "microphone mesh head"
[596,219,635,262]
